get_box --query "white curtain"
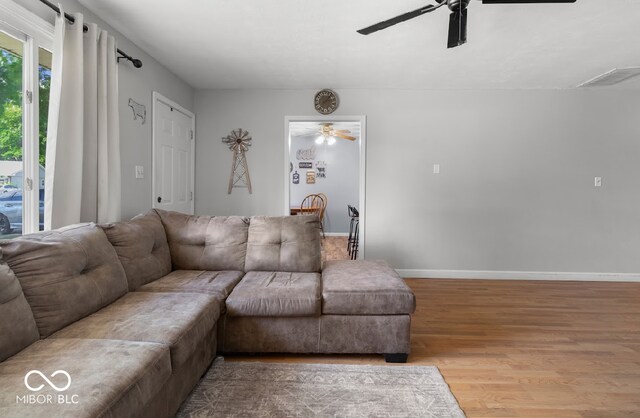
[45,8,121,229]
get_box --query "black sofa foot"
[384,353,408,363]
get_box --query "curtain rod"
[39,0,142,68]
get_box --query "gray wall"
[14,0,194,220]
[289,132,359,234]
[194,88,640,274]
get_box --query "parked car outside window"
[0,189,45,234]
[0,184,18,195]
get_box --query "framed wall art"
[306,170,316,184]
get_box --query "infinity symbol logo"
[24,370,71,392]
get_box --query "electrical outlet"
[594,177,602,187]
[135,166,144,179]
[433,164,440,174]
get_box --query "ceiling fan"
[315,123,356,145]
[357,0,577,49]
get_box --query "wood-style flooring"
[227,279,640,417]
[321,235,350,262]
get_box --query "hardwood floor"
[321,236,350,262]
[227,279,640,417]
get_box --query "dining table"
[289,206,321,215]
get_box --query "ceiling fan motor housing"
[448,0,471,11]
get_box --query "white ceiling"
[78,0,640,90]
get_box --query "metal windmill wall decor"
[222,128,253,194]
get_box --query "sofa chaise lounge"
[0,210,415,417]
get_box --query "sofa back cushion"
[0,253,39,361]
[245,215,322,273]
[155,209,249,271]
[1,224,128,338]
[101,211,172,290]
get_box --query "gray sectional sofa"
[0,210,415,418]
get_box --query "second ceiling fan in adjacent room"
[317,123,356,144]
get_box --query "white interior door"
[152,92,195,214]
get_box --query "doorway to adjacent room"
[284,116,366,259]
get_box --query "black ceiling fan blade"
[357,4,438,35]
[482,0,575,3]
[447,9,468,48]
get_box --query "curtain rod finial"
[117,54,143,68]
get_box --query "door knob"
[157,196,162,203]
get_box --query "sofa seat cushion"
[0,256,39,362]
[1,223,128,338]
[0,338,170,418]
[226,271,321,317]
[322,260,416,315]
[50,292,220,369]
[138,270,244,300]
[100,210,172,291]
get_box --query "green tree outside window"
[0,49,50,167]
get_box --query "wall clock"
[314,89,339,115]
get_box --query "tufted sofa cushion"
[101,210,172,290]
[1,224,128,338]
[155,209,250,271]
[244,215,322,272]
[0,253,39,362]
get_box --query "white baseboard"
[323,233,349,237]
[395,269,640,282]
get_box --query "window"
[0,0,53,237]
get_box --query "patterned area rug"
[177,358,466,417]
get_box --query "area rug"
[176,358,466,417]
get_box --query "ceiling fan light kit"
[317,136,338,145]
[357,0,577,49]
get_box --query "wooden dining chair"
[316,193,328,238]
[316,193,328,225]
[300,194,325,238]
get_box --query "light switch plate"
[433,164,440,174]
[135,165,144,179]
[594,177,602,187]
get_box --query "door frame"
[284,115,367,258]
[151,91,196,214]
